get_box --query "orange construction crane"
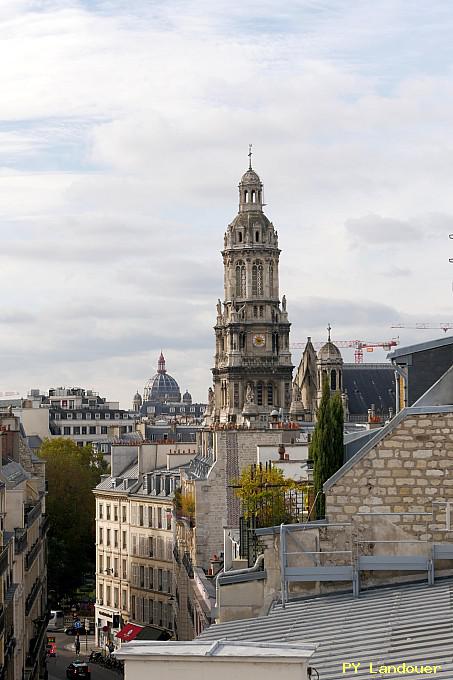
[289,338,399,364]
[391,322,453,333]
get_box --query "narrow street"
[46,633,121,680]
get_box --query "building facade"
[93,442,196,647]
[0,411,48,680]
[208,159,293,424]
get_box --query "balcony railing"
[24,502,41,528]
[40,515,50,538]
[14,528,27,555]
[0,545,8,576]
[25,579,41,615]
[25,539,41,571]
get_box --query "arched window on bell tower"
[331,370,337,391]
[252,260,263,296]
[236,261,246,297]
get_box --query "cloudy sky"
[1,0,453,407]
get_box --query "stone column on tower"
[210,153,294,425]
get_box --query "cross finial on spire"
[248,143,252,170]
[327,323,332,342]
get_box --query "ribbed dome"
[318,341,342,361]
[133,391,142,402]
[144,372,181,403]
[143,353,181,403]
[240,169,261,184]
[182,390,192,404]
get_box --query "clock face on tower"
[252,334,266,348]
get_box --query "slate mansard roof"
[343,363,395,417]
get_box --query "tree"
[234,463,309,528]
[38,438,108,598]
[310,378,344,519]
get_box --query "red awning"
[116,623,143,642]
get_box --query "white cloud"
[2,0,453,405]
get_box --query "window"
[122,559,127,579]
[114,530,118,548]
[140,565,145,588]
[238,231,242,242]
[139,505,144,527]
[149,536,154,557]
[95,413,100,420]
[114,557,119,576]
[86,413,91,420]
[269,262,274,295]
[252,260,263,296]
[106,505,111,520]
[99,528,103,545]
[54,413,60,420]
[331,370,337,390]
[77,441,83,447]
[114,587,119,609]
[255,229,259,241]
[81,426,87,434]
[190,406,195,412]
[166,510,172,531]
[99,554,104,573]
[89,426,96,434]
[267,383,274,406]
[106,529,111,547]
[169,407,175,413]
[157,508,162,529]
[180,406,185,413]
[158,569,163,591]
[105,413,110,419]
[115,413,120,420]
[122,589,127,610]
[67,413,73,420]
[106,586,111,607]
[259,306,264,318]
[256,382,263,406]
[235,261,246,297]
[114,506,118,522]
[253,306,257,317]
[122,506,127,523]
[63,427,70,435]
[77,412,82,420]
[122,531,127,550]
[101,426,108,434]
[73,426,80,435]
[99,504,103,519]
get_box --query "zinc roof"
[198,578,453,678]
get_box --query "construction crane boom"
[289,338,399,364]
[391,323,453,333]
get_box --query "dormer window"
[238,231,242,243]
[255,230,259,242]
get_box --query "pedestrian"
[108,640,115,655]
[75,636,80,655]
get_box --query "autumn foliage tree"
[39,438,108,598]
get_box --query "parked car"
[46,641,57,657]
[65,625,87,636]
[66,661,91,679]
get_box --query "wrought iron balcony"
[14,528,27,555]
[25,579,41,615]
[25,539,41,571]
[40,514,50,538]
[0,545,8,576]
[24,502,41,528]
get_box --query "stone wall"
[326,411,453,541]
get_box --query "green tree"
[38,438,108,598]
[310,378,344,519]
[234,464,309,527]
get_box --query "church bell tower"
[210,150,293,424]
